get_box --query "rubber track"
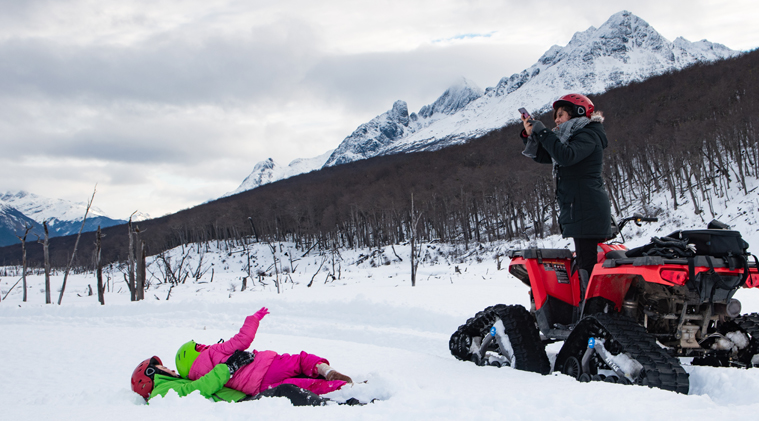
[449,304,550,374]
[734,312,759,365]
[557,313,689,394]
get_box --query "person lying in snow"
[130,355,330,406]
[174,307,353,398]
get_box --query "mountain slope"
[227,10,738,195]
[224,149,334,197]
[0,205,41,247]
[324,78,484,167]
[0,191,126,247]
[342,10,737,159]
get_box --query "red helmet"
[553,93,594,117]
[131,356,162,400]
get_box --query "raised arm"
[215,307,270,354]
[533,125,598,167]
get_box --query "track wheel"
[554,313,689,394]
[449,304,550,374]
[562,356,581,379]
[734,313,759,367]
[477,305,550,374]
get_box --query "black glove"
[529,119,546,134]
[225,350,255,375]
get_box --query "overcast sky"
[0,0,757,220]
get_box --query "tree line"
[1,48,757,271]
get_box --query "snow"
[3,238,759,419]
[4,161,759,420]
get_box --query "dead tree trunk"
[410,193,423,287]
[268,243,281,294]
[16,225,32,302]
[136,239,146,301]
[58,187,96,305]
[43,222,51,304]
[248,217,259,242]
[128,215,136,301]
[96,226,105,305]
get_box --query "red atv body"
[450,217,759,394]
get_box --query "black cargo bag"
[666,229,749,258]
[668,228,753,298]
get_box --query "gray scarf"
[554,116,590,146]
[522,116,591,163]
[550,117,591,180]
[522,116,592,196]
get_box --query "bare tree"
[58,187,96,305]
[96,226,105,305]
[40,221,52,304]
[329,242,342,280]
[192,248,211,282]
[127,213,137,301]
[15,225,32,302]
[307,255,327,288]
[157,252,191,286]
[410,193,423,287]
[135,225,145,301]
[2,277,23,301]
[268,243,281,294]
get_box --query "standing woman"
[520,94,612,295]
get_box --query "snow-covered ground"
[3,175,759,420]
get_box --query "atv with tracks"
[449,215,759,393]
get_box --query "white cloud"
[0,0,756,218]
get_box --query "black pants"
[242,384,328,406]
[573,238,604,278]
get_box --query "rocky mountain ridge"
[230,10,738,194]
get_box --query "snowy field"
[3,180,759,420]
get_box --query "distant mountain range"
[223,150,334,197]
[229,10,738,194]
[0,191,127,247]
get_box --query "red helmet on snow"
[553,93,594,117]
[131,356,162,400]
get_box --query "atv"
[449,215,759,394]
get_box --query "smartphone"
[518,107,531,119]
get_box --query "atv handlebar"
[617,213,658,232]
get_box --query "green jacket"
[148,364,248,403]
[528,121,612,239]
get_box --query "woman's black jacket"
[525,120,612,239]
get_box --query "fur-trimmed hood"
[585,113,608,149]
[589,112,605,123]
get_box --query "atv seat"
[509,248,574,260]
[605,249,628,260]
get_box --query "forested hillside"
[1,49,757,268]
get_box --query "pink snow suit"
[187,313,347,396]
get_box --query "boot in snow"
[317,363,353,383]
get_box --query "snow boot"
[317,363,353,383]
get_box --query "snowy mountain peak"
[370,10,739,153]
[229,158,283,196]
[228,10,739,195]
[419,77,483,119]
[0,190,127,246]
[223,150,335,197]
[389,100,410,125]
[0,190,108,222]
[254,158,277,172]
[604,9,647,29]
[323,100,414,167]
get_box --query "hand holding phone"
[518,107,531,120]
